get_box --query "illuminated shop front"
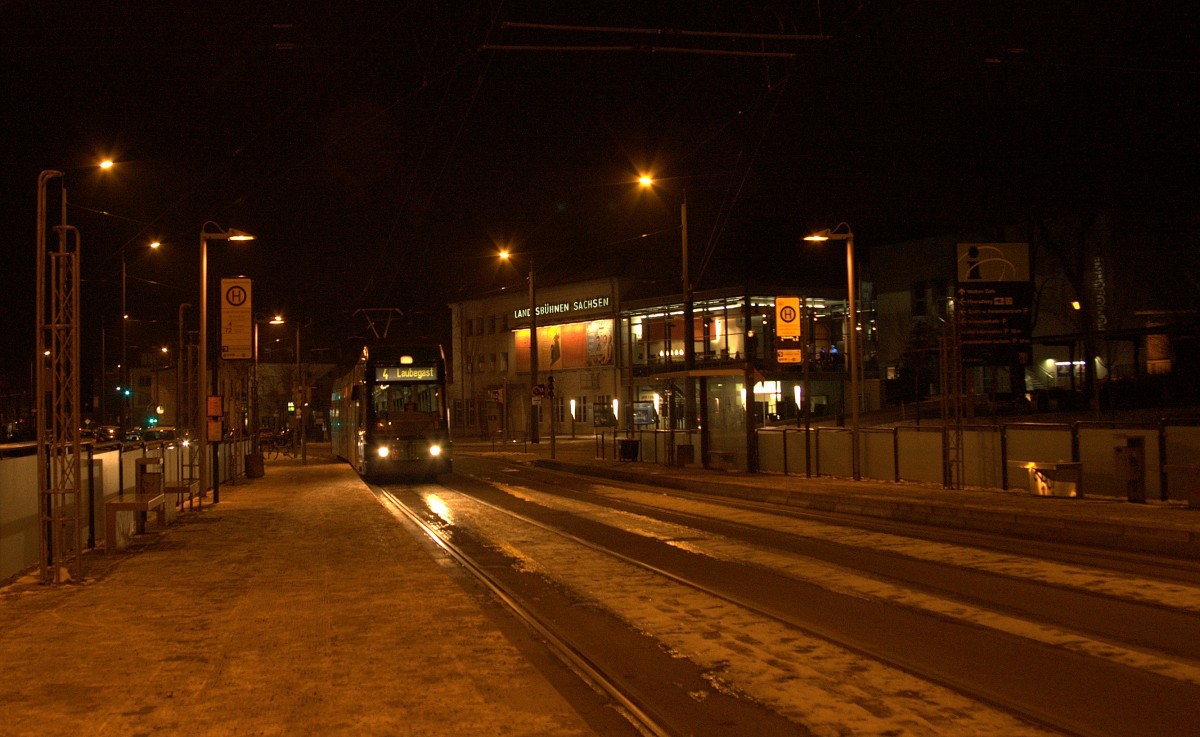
[450,279,877,470]
[620,286,875,470]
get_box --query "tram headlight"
[376,445,390,459]
[428,444,442,457]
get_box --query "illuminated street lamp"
[500,248,539,443]
[198,222,255,505]
[637,174,695,434]
[250,314,285,455]
[805,223,860,480]
[120,240,161,430]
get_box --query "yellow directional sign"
[220,277,253,360]
[775,296,802,364]
[775,296,801,339]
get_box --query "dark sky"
[3,1,1198,382]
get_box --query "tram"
[330,344,452,481]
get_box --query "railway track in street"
[374,484,682,737]
[374,461,1200,737]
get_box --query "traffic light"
[546,375,555,397]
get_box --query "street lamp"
[120,240,161,431]
[251,314,285,453]
[499,249,539,443]
[637,175,695,434]
[805,223,860,480]
[198,222,255,505]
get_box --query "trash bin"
[136,458,163,494]
[1114,436,1146,503]
[245,452,265,478]
[675,444,694,467]
[618,438,640,462]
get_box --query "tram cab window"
[372,383,441,428]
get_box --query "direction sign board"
[775,295,803,364]
[220,277,253,360]
[955,244,1032,365]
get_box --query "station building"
[448,277,876,468]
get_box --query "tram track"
[389,464,1200,737]
[373,484,678,737]
[483,459,1200,585]
[404,483,1095,737]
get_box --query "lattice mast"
[36,171,84,583]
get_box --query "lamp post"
[499,249,539,443]
[294,318,308,464]
[120,240,160,431]
[637,175,695,435]
[805,223,860,480]
[198,222,255,505]
[252,314,285,454]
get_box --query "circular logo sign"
[779,305,797,323]
[225,285,248,306]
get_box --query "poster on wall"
[586,320,614,366]
[516,319,614,372]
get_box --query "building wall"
[450,278,623,439]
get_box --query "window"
[500,352,509,372]
[489,353,496,373]
[476,317,485,335]
[465,318,474,337]
[576,395,588,422]
[488,315,496,334]
[911,281,928,317]
[465,354,473,374]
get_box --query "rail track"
[374,464,1200,737]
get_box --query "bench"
[105,493,167,554]
[165,480,200,512]
[1164,464,1200,509]
[1008,460,1083,498]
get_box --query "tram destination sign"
[375,365,438,382]
[955,243,1032,366]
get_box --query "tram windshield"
[371,382,442,436]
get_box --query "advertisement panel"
[515,319,614,372]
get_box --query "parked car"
[141,426,177,442]
[124,429,142,443]
[95,425,120,443]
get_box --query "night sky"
[3,1,1197,384]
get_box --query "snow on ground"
[580,484,1200,613]
[490,483,1200,688]
[422,488,1068,737]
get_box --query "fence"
[0,438,251,583]
[755,420,1200,501]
